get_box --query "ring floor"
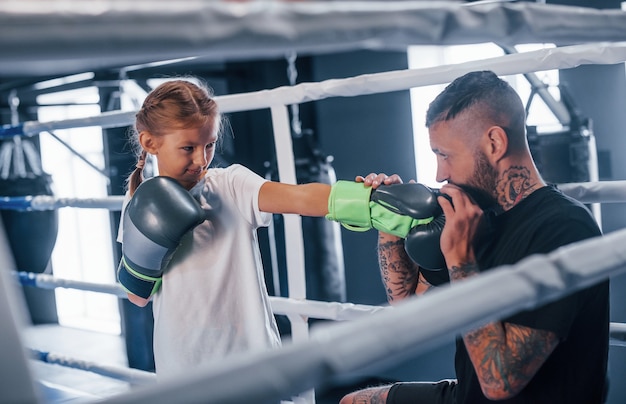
[22,324,134,402]
[19,323,389,403]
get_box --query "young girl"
[117,79,332,379]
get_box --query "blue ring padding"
[28,348,49,362]
[38,350,49,362]
[17,271,38,287]
[0,122,25,138]
[0,196,33,211]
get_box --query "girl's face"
[143,123,218,190]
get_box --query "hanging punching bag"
[0,137,59,324]
[0,174,59,274]
[298,157,347,303]
[265,133,347,304]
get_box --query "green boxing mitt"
[326,181,441,238]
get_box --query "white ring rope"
[557,181,626,204]
[0,180,624,212]
[0,195,125,211]
[99,227,626,404]
[611,322,626,348]
[15,265,626,394]
[16,268,624,344]
[29,348,156,386]
[15,271,128,299]
[2,2,626,78]
[1,41,625,138]
[13,271,385,322]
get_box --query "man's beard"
[458,151,499,210]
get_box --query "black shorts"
[387,380,457,404]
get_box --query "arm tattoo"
[496,166,539,210]
[448,261,480,281]
[348,386,390,404]
[378,238,421,302]
[464,322,559,398]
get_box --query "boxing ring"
[1,42,626,402]
[2,2,626,403]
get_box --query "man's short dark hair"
[425,70,526,145]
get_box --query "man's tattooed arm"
[378,234,430,303]
[342,385,391,404]
[448,260,480,281]
[463,322,559,400]
[450,259,559,400]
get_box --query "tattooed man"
[342,71,609,404]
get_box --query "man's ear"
[486,126,508,163]
[139,131,158,155]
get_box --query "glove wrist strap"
[326,181,373,231]
[370,203,433,237]
[117,258,162,299]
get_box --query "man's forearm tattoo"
[448,261,480,281]
[348,388,388,404]
[464,322,558,397]
[378,238,419,301]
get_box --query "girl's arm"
[127,293,151,307]
[258,181,331,216]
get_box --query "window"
[38,86,120,335]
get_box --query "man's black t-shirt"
[422,185,609,404]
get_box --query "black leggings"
[387,380,457,404]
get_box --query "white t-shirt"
[119,164,280,379]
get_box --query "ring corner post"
[0,215,43,403]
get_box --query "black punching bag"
[0,174,59,273]
[0,138,59,324]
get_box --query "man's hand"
[438,184,483,280]
[356,172,404,188]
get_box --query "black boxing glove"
[404,214,446,271]
[370,183,442,219]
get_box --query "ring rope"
[101,227,626,404]
[2,1,626,78]
[12,270,626,345]
[0,180,625,212]
[556,180,626,204]
[610,322,626,347]
[28,348,156,386]
[1,42,626,138]
[13,271,385,322]
[15,271,128,299]
[19,267,625,395]
[0,195,125,211]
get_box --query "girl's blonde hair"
[127,79,221,195]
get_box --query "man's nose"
[435,165,448,183]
